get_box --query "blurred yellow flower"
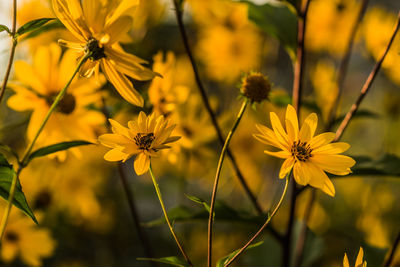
[362,7,400,85]
[193,0,262,83]
[7,43,105,161]
[0,206,56,267]
[253,104,355,196]
[99,112,180,175]
[52,0,156,106]
[148,51,190,116]
[343,247,367,267]
[306,0,360,56]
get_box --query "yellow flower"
[343,247,367,267]
[99,112,180,175]
[7,43,105,161]
[0,207,56,267]
[52,0,156,106]
[253,104,355,196]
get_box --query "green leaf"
[349,154,400,176]
[0,154,37,224]
[0,24,11,35]
[185,194,210,212]
[216,241,264,267]
[242,0,298,59]
[332,109,379,126]
[21,19,64,41]
[16,18,55,37]
[27,140,92,163]
[137,256,189,267]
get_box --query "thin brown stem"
[223,174,291,267]
[172,0,267,218]
[335,11,400,142]
[284,1,311,266]
[382,230,400,267]
[101,99,156,266]
[0,0,18,104]
[326,0,369,129]
[208,100,248,267]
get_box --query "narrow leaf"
[242,0,298,59]
[0,24,11,35]
[28,140,92,162]
[137,256,189,267]
[0,154,37,224]
[185,194,210,212]
[216,241,264,267]
[21,19,64,41]
[16,18,55,36]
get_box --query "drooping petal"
[309,132,336,149]
[313,142,350,154]
[134,153,150,175]
[279,157,295,179]
[104,148,128,162]
[100,59,144,106]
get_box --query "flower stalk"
[223,172,291,267]
[148,164,193,267]
[207,99,249,267]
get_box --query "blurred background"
[0,0,400,266]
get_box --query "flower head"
[253,104,355,196]
[52,0,156,106]
[240,72,271,103]
[343,247,367,267]
[99,112,180,175]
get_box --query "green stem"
[148,164,193,267]
[21,54,89,165]
[207,99,248,267]
[223,173,291,267]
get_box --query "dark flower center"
[5,231,19,243]
[47,92,76,114]
[134,133,155,150]
[85,38,106,60]
[291,140,313,162]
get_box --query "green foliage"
[137,256,189,267]
[350,153,400,176]
[27,140,92,164]
[185,194,210,212]
[0,24,11,35]
[21,19,64,41]
[16,18,55,37]
[0,154,37,224]
[216,241,264,267]
[242,0,298,59]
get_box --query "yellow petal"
[264,150,291,159]
[313,142,350,154]
[100,59,144,106]
[343,253,350,267]
[279,157,295,178]
[134,153,150,175]
[104,148,128,162]
[321,175,335,197]
[285,104,299,140]
[303,113,318,138]
[304,163,325,189]
[14,61,46,94]
[293,161,310,185]
[299,122,312,143]
[98,134,131,148]
[254,124,285,149]
[270,112,289,147]
[104,16,133,44]
[309,132,336,149]
[311,154,355,175]
[137,111,147,132]
[355,247,364,267]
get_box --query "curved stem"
[0,0,18,104]
[207,100,248,267]
[0,169,19,239]
[382,230,400,267]
[21,54,89,165]
[223,173,291,267]
[148,164,193,267]
[172,0,265,217]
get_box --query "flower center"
[47,92,76,114]
[291,140,313,162]
[134,133,155,151]
[85,38,106,60]
[5,231,19,243]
